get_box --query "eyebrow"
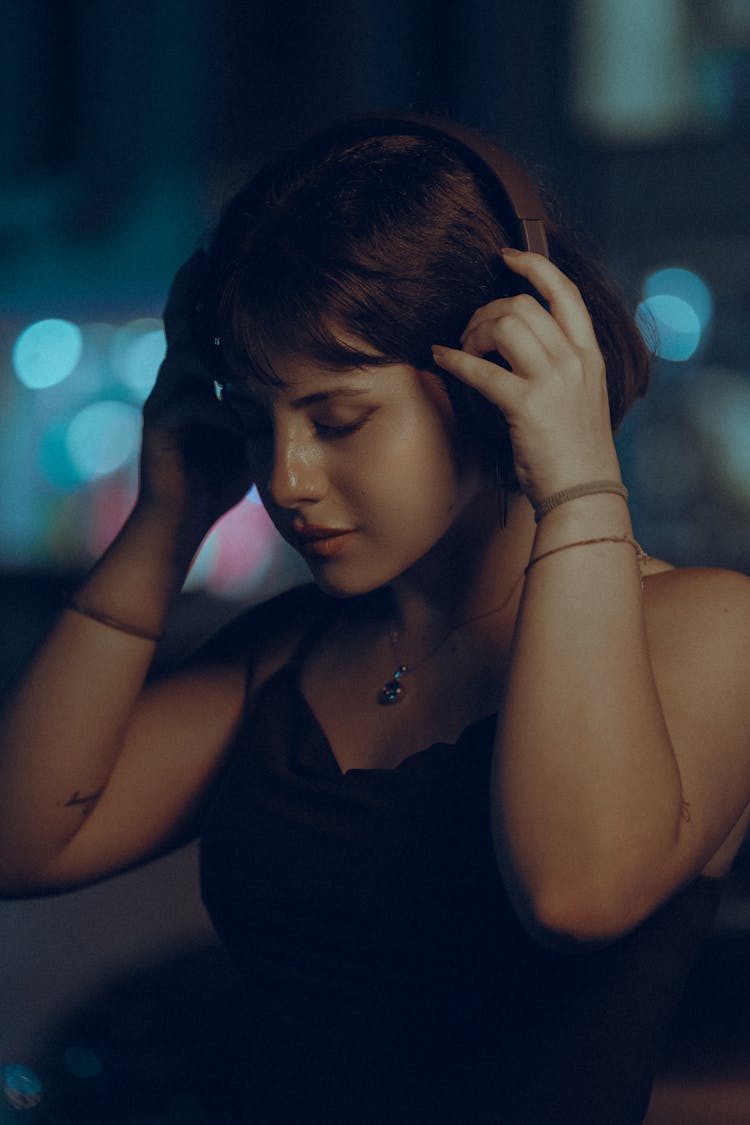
[225,385,372,409]
[290,388,372,408]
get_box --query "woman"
[1,112,749,1124]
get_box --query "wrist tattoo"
[60,786,104,818]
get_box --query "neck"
[382,487,537,655]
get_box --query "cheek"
[347,418,467,527]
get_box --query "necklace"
[377,569,526,705]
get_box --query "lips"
[290,525,356,559]
[293,525,354,541]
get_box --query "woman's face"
[224,346,491,597]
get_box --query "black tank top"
[199,604,723,1125]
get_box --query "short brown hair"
[203,120,650,490]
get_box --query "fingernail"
[500,247,521,257]
[431,345,448,360]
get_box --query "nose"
[259,424,328,509]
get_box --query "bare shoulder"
[641,560,750,759]
[183,580,332,690]
[643,560,750,644]
[641,562,750,876]
[642,561,750,690]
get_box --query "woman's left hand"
[431,249,622,506]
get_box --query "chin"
[305,549,425,600]
[300,518,466,600]
[305,564,386,600]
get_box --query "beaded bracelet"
[66,600,165,643]
[525,535,649,584]
[533,480,628,523]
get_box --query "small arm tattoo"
[60,787,104,817]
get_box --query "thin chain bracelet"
[524,535,649,587]
[66,599,165,642]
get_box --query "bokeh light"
[38,420,87,492]
[71,322,118,395]
[1,1062,43,1109]
[65,401,141,480]
[12,318,83,389]
[111,317,166,399]
[645,267,713,329]
[186,495,278,597]
[637,266,714,362]
[636,294,702,362]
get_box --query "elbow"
[528,879,647,946]
[491,827,661,946]
[0,872,51,901]
[496,852,641,948]
[0,853,76,900]
[0,860,59,900]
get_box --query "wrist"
[75,506,200,633]
[525,446,623,510]
[129,497,210,562]
[532,479,626,524]
[533,491,634,547]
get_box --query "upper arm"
[645,566,750,880]
[34,582,325,894]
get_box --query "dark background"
[1,2,750,1121]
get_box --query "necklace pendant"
[378,665,407,706]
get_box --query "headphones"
[204,110,550,464]
[309,113,551,467]
[307,110,550,258]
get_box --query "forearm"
[492,493,685,937]
[0,502,203,880]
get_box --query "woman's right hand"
[139,251,254,537]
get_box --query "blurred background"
[1,0,750,1121]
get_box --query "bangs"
[218,254,403,389]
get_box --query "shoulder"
[639,563,750,877]
[184,581,336,690]
[643,562,750,649]
[642,562,750,749]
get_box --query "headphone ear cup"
[442,373,509,441]
[442,372,517,487]
[189,290,233,386]
[469,387,511,446]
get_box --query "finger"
[146,387,244,435]
[499,250,600,353]
[145,356,243,434]
[458,311,561,388]
[430,345,523,412]
[461,294,571,365]
[461,297,517,343]
[162,250,207,345]
[461,294,550,342]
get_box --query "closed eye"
[314,415,372,438]
[316,406,378,437]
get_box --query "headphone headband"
[204,112,551,392]
[309,110,550,258]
